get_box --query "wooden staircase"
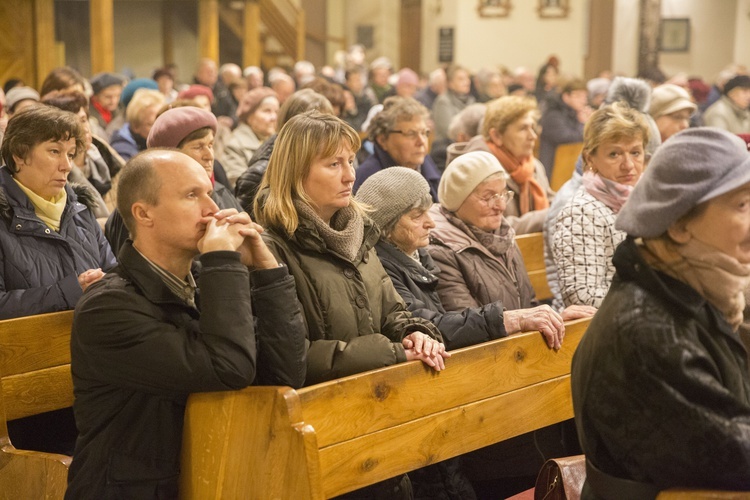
[219,0,305,69]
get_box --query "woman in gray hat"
[572,127,750,496]
[356,165,585,350]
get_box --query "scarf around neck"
[13,177,67,231]
[294,199,364,262]
[582,170,634,214]
[443,208,516,262]
[487,141,549,214]
[640,237,750,330]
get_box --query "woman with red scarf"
[551,102,650,307]
[454,95,553,234]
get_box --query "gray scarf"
[295,200,364,262]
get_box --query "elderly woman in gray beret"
[572,127,750,496]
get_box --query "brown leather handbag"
[534,455,586,500]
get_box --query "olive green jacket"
[263,214,442,385]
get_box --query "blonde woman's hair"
[582,101,650,168]
[254,110,362,235]
[126,89,165,127]
[482,95,539,139]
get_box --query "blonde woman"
[110,88,165,161]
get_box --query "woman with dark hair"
[40,66,87,97]
[432,65,475,142]
[0,105,115,320]
[573,128,750,495]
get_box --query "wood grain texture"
[549,142,583,192]
[0,445,70,500]
[515,232,552,300]
[0,311,74,377]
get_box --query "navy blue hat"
[90,72,125,95]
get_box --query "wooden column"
[90,0,115,74]
[199,0,220,62]
[243,0,261,68]
[296,7,306,61]
[638,0,661,76]
[33,0,56,88]
[162,0,174,65]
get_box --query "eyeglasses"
[389,129,431,140]
[477,190,514,207]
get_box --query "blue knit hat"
[616,127,750,238]
[121,78,159,108]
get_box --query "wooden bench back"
[515,231,552,301]
[0,310,75,500]
[180,317,591,499]
[549,142,583,191]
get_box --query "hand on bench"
[402,331,450,371]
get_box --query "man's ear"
[666,219,692,244]
[488,128,503,146]
[131,202,155,228]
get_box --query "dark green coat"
[572,237,750,496]
[263,214,442,385]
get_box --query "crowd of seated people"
[1,52,750,499]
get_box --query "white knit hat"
[438,151,508,212]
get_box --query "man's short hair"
[116,150,165,237]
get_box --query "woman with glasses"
[552,102,650,308]
[452,95,554,234]
[425,151,594,493]
[354,96,441,201]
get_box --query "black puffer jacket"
[538,94,584,177]
[375,239,506,350]
[234,134,276,215]
[572,237,750,496]
[0,166,116,319]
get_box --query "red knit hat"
[177,84,215,104]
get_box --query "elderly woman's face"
[247,97,279,139]
[456,178,509,232]
[390,208,435,255]
[131,104,159,139]
[378,117,429,169]
[587,136,645,186]
[180,130,215,177]
[492,111,538,159]
[13,138,76,199]
[449,70,471,95]
[676,183,750,264]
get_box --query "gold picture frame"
[538,0,570,18]
[477,0,512,18]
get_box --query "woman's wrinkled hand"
[503,305,565,350]
[403,332,451,371]
[78,268,104,292]
[561,304,597,322]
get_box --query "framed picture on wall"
[537,0,569,18]
[477,0,512,18]
[660,18,690,52]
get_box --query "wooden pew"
[515,231,552,301]
[549,142,583,191]
[179,317,591,499]
[0,310,74,500]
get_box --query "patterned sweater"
[551,186,625,308]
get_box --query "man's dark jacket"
[66,242,306,499]
[354,144,441,202]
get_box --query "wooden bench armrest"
[657,490,750,499]
[0,443,70,499]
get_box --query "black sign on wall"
[357,25,374,49]
[438,27,454,63]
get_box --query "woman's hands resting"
[402,332,451,372]
[503,304,597,350]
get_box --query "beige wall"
[420,0,588,77]
[613,0,745,80]
[343,0,400,69]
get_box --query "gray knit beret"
[439,151,508,212]
[355,167,431,232]
[616,127,750,238]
